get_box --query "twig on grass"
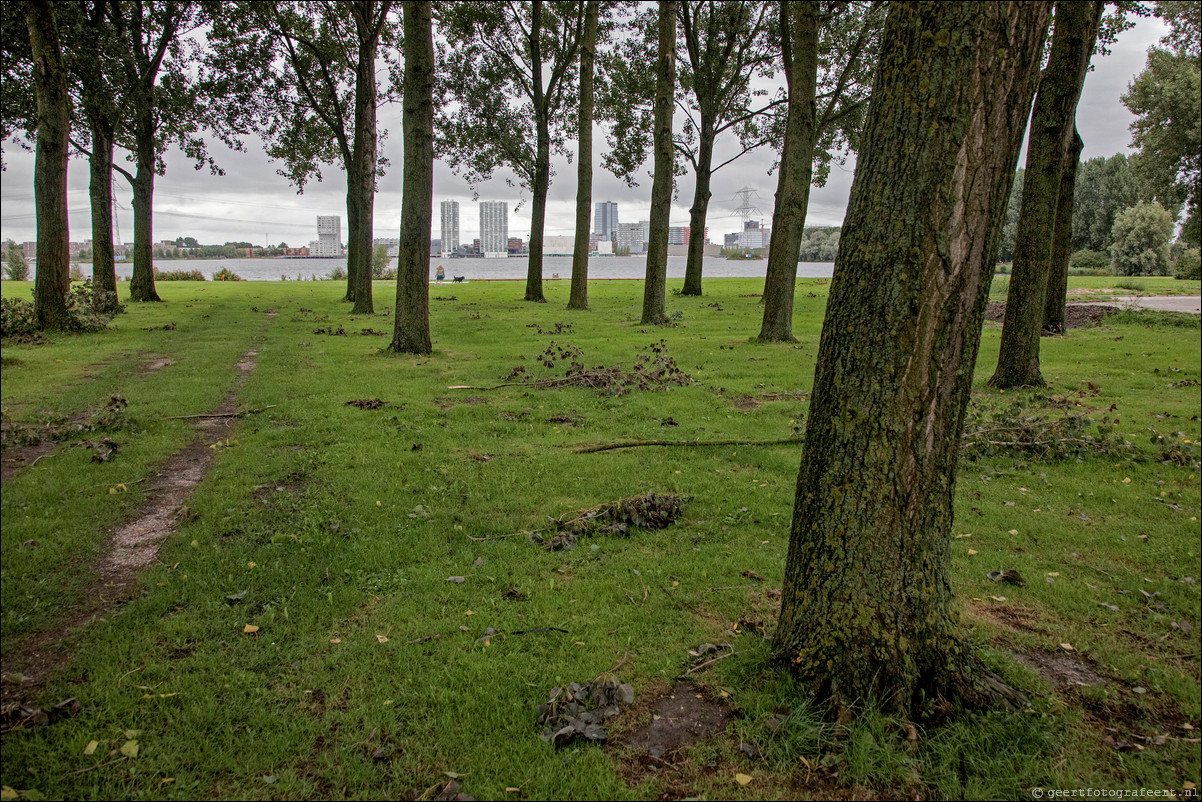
[686,649,735,674]
[510,627,569,635]
[407,633,441,645]
[163,405,276,420]
[62,755,128,777]
[574,436,802,454]
[116,665,144,687]
[592,646,630,682]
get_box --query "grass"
[1,276,1199,800]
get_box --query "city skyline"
[0,17,1166,248]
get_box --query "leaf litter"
[526,492,686,550]
[536,678,635,746]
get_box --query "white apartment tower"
[594,201,618,242]
[479,201,508,258]
[440,201,460,257]
[309,215,342,257]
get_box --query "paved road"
[1074,295,1202,314]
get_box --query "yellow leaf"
[243,624,259,634]
[1047,572,1060,577]
[720,690,730,698]
[120,740,139,758]
[83,740,99,755]
[329,638,341,644]
[1122,477,1131,484]
[160,778,175,787]
[247,561,256,569]
[376,634,389,644]
[505,788,520,794]
[1008,529,1019,535]
[574,641,585,646]
[1060,642,1074,652]
[116,483,126,492]
[735,773,753,786]
[376,500,382,506]
[968,549,978,555]
[990,595,1007,602]
[1,787,18,801]
[383,700,393,706]
[465,610,474,615]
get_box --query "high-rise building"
[309,215,342,257]
[593,201,618,242]
[616,222,645,254]
[668,226,690,246]
[440,201,460,257]
[479,201,508,258]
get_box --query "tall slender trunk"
[568,0,599,311]
[128,99,159,302]
[26,1,71,330]
[758,1,818,343]
[680,117,714,296]
[642,0,678,325]
[1043,127,1082,334]
[391,0,433,354]
[526,123,550,302]
[989,1,1102,388]
[773,1,1050,716]
[348,28,379,314]
[88,119,118,309]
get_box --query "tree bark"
[391,0,433,354]
[989,1,1102,387]
[524,0,548,303]
[88,119,118,309]
[1043,126,1082,335]
[773,1,1051,717]
[128,91,160,302]
[680,116,714,296]
[568,0,598,311]
[642,0,678,326]
[26,1,72,330]
[347,11,379,314]
[758,1,818,343]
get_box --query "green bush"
[212,267,243,281]
[1173,248,1201,280]
[1068,249,1110,274]
[3,240,29,281]
[154,267,207,281]
[65,281,123,331]
[1109,202,1173,276]
[1,296,37,337]
[327,265,347,281]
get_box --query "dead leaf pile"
[536,679,635,746]
[533,492,686,550]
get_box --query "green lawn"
[1,276,1199,800]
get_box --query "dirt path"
[1,347,262,704]
[1096,295,1201,314]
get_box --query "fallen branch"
[511,627,569,635]
[62,755,128,777]
[592,646,630,682]
[406,633,441,645]
[575,436,802,454]
[686,649,735,674]
[163,405,276,420]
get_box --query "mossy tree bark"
[989,1,1102,387]
[127,82,161,303]
[26,0,72,330]
[87,120,118,308]
[524,0,551,304]
[1043,127,1083,335]
[757,1,818,343]
[641,0,678,326]
[568,0,599,311]
[390,0,433,355]
[680,115,713,297]
[346,1,384,314]
[773,0,1051,717]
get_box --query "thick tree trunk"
[680,119,714,297]
[568,0,599,311]
[773,0,1050,717]
[348,29,379,314]
[525,129,550,303]
[391,0,433,354]
[990,1,1102,387]
[128,101,160,303]
[88,120,119,310]
[642,0,678,326]
[1043,127,1082,335]
[758,1,818,343]
[26,1,71,330]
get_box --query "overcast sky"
[0,14,1167,248]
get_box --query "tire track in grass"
[0,342,266,702]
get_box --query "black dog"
[452,275,465,283]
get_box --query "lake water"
[104,255,835,283]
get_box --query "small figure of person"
[436,263,445,282]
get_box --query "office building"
[440,201,460,257]
[479,201,508,258]
[616,222,645,254]
[594,201,618,242]
[668,226,690,246]
[309,215,342,257]
[373,237,399,257]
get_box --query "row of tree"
[7,0,1200,720]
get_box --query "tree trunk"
[348,27,379,315]
[773,0,1051,717]
[26,1,71,330]
[680,117,714,296]
[88,119,119,310]
[344,185,360,303]
[391,0,433,354]
[127,83,160,303]
[642,0,678,326]
[568,0,599,311]
[525,126,550,303]
[1043,127,1082,335]
[758,1,818,343]
[989,1,1102,388]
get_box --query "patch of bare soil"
[984,302,1119,329]
[967,601,1048,635]
[619,681,732,759]
[0,347,262,704]
[731,396,760,411]
[138,355,173,376]
[1013,650,1104,690]
[0,441,55,483]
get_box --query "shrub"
[3,240,29,281]
[1,296,38,337]
[1173,248,1201,281]
[1109,202,1173,276]
[154,267,207,281]
[65,280,123,331]
[1069,249,1110,274]
[328,266,347,281]
[212,267,243,281]
[69,263,85,281]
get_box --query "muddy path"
[0,348,262,704]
